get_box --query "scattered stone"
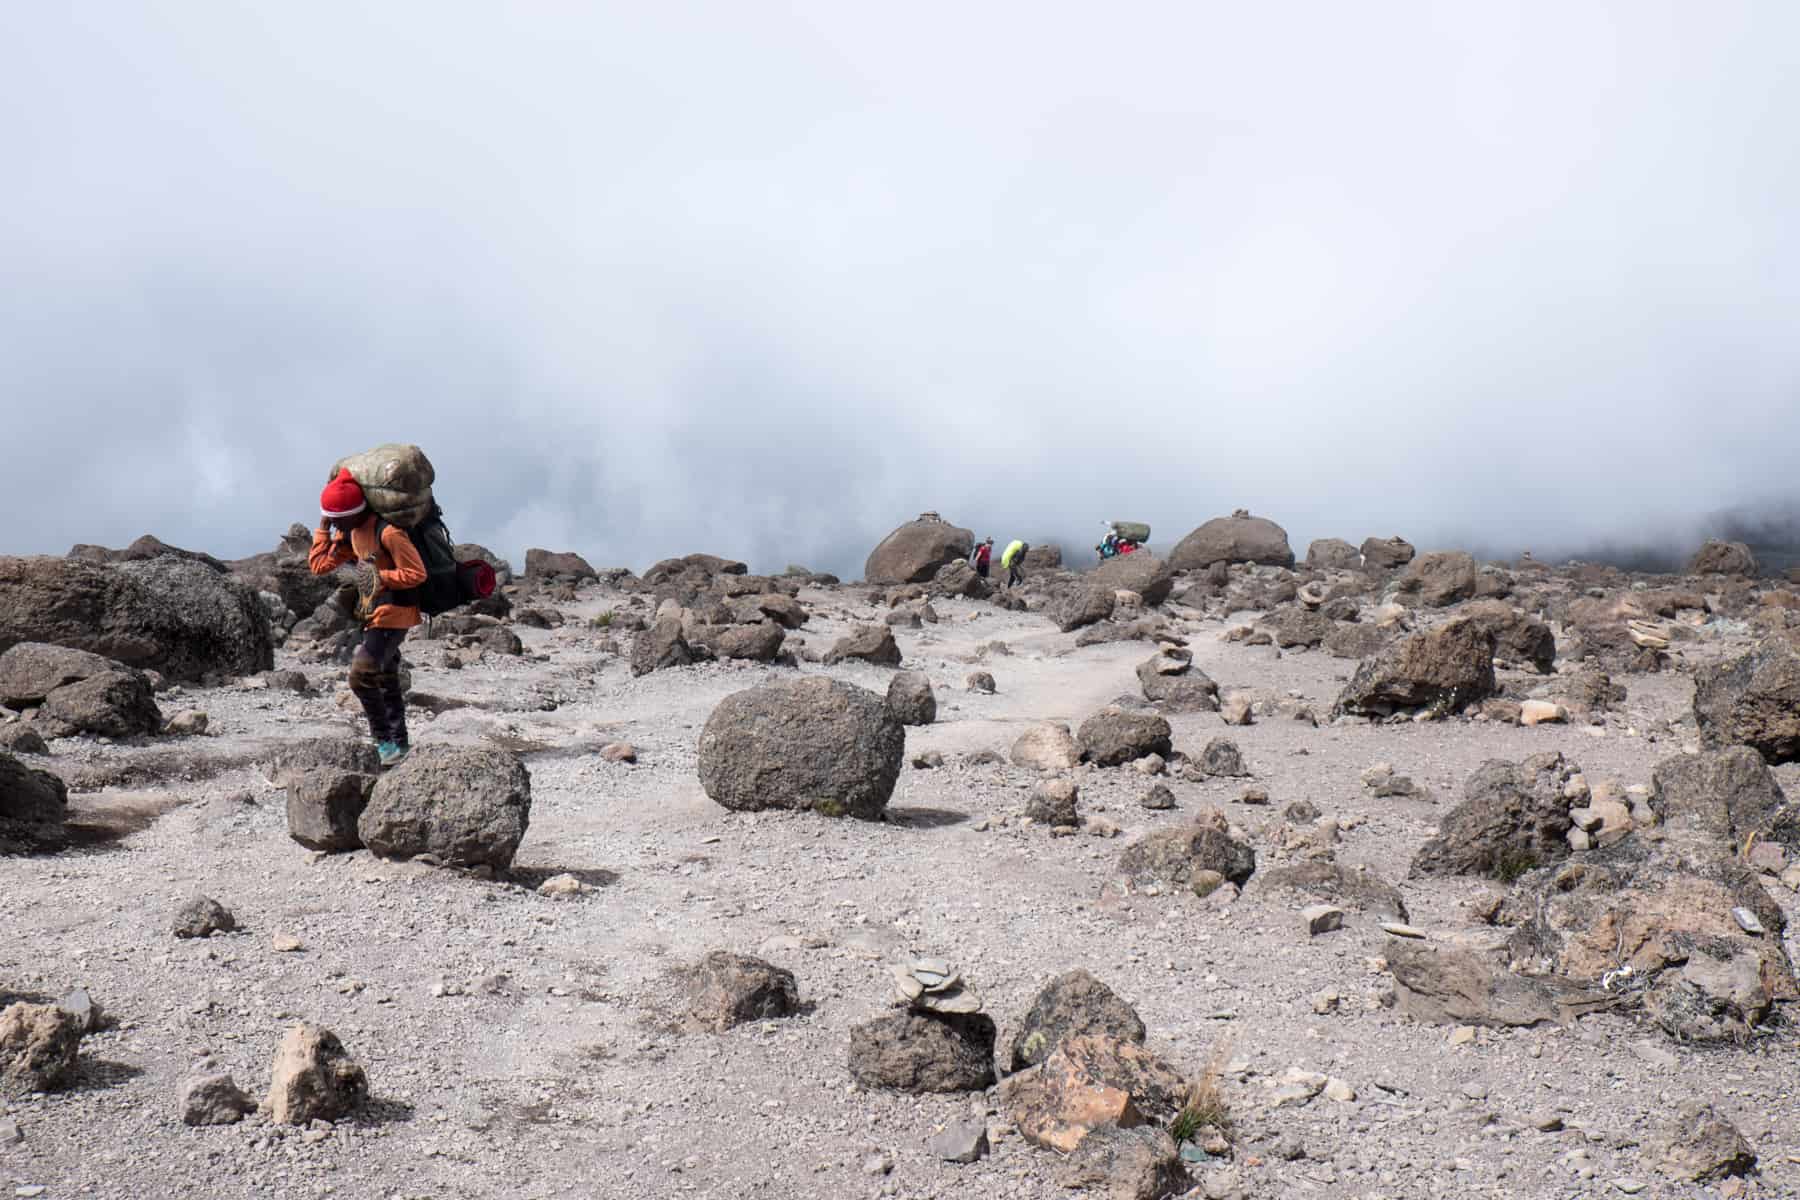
[0,1003,82,1096]
[1115,808,1256,891]
[164,709,209,736]
[1520,700,1566,726]
[599,741,637,763]
[885,671,937,726]
[264,1023,368,1125]
[272,933,304,952]
[1057,1125,1190,1200]
[1197,738,1248,778]
[1136,650,1219,712]
[1302,905,1345,936]
[1012,723,1080,770]
[1283,799,1321,824]
[1001,1034,1190,1152]
[1323,1077,1356,1103]
[1646,1101,1757,1182]
[1009,969,1146,1072]
[685,951,800,1031]
[847,1012,997,1094]
[173,896,236,939]
[1190,870,1227,899]
[535,873,587,899]
[966,671,997,694]
[1219,695,1252,726]
[928,1120,990,1164]
[56,989,101,1034]
[1140,784,1176,810]
[1026,778,1080,826]
[180,1072,257,1126]
[1240,787,1269,806]
[1260,862,1409,921]
[698,678,903,819]
[911,751,944,770]
[1077,709,1173,767]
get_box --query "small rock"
[56,989,102,1034]
[536,873,588,899]
[1380,922,1426,938]
[1190,870,1227,899]
[173,896,236,939]
[1520,700,1566,726]
[1731,906,1765,936]
[1220,695,1253,726]
[1240,787,1269,806]
[1613,1179,1647,1195]
[180,1072,257,1126]
[164,709,209,736]
[0,1119,19,1145]
[599,741,637,763]
[912,751,945,770]
[271,933,304,953]
[1324,1077,1356,1103]
[1283,799,1320,824]
[966,671,996,694]
[1448,1026,1477,1047]
[1529,1110,1565,1132]
[1302,904,1345,936]
[928,1120,990,1164]
[1140,784,1176,810]
[264,1024,368,1125]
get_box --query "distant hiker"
[971,537,994,579]
[309,468,427,767]
[1001,539,1028,588]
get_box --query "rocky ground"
[4,521,1800,1200]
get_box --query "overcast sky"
[4,2,1797,576]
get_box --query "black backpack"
[376,504,492,616]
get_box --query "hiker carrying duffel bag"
[327,444,495,616]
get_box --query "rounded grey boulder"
[886,671,937,726]
[1169,512,1294,570]
[699,678,904,819]
[864,518,975,585]
[358,745,532,869]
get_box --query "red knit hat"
[319,469,367,520]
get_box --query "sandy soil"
[4,579,1797,1200]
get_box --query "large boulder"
[1384,938,1613,1028]
[1260,606,1332,650]
[630,614,694,677]
[1649,747,1799,850]
[1359,536,1416,570]
[1396,551,1478,608]
[0,555,272,683]
[523,549,598,582]
[847,1012,997,1093]
[865,518,976,585]
[0,643,130,708]
[39,670,161,738]
[1135,650,1219,712]
[1076,710,1172,766]
[357,746,532,869]
[1090,554,1173,607]
[1410,752,1582,879]
[1304,538,1360,570]
[1056,585,1117,633]
[1459,599,1556,673]
[1169,512,1294,571]
[824,625,902,668]
[1,751,68,844]
[1646,1102,1757,1183]
[1057,1127,1188,1200]
[227,525,337,625]
[697,678,904,819]
[931,559,990,600]
[694,621,785,664]
[1690,540,1759,577]
[1114,808,1256,890]
[1009,970,1146,1072]
[1331,618,1496,719]
[1498,848,1794,1043]
[1692,638,1800,763]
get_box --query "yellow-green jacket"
[1001,540,1026,568]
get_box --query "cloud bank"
[4,2,1797,577]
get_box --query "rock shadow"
[507,866,621,890]
[884,806,972,829]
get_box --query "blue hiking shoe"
[377,741,410,767]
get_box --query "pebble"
[0,1120,20,1146]
[1448,1026,1476,1047]
[863,1152,893,1176]
[271,934,304,953]
[1614,1179,1646,1194]
[1380,923,1427,938]
[1302,905,1345,936]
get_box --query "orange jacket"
[308,517,428,630]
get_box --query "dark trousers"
[975,562,989,579]
[1007,564,1024,588]
[349,627,408,745]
